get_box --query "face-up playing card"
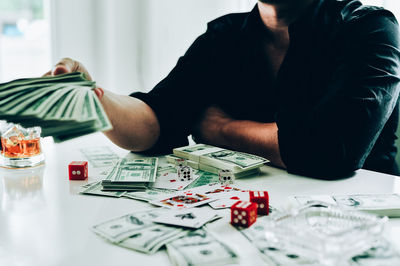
[187,183,249,201]
[151,172,199,190]
[209,191,250,209]
[152,208,218,229]
[150,190,215,209]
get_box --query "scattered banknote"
[152,208,221,229]
[92,209,165,243]
[117,224,186,254]
[349,238,400,265]
[80,146,119,168]
[173,144,267,174]
[290,194,400,217]
[185,171,220,189]
[0,72,112,142]
[101,157,158,191]
[123,188,173,202]
[166,229,238,266]
[92,209,186,254]
[80,180,126,198]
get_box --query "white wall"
[50,0,256,94]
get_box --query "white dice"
[219,169,234,184]
[177,165,192,181]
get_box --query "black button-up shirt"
[132,0,400,178]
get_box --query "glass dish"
[261,202,388,265]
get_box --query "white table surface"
[0,133,399,266]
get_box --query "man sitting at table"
[45,0,400,178]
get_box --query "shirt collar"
[240,1,323,36]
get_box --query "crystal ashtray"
[261,202,388,265]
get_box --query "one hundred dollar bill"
[166,229,238,266]
[117,224,186,254]
[92,209,186,254]
[123,188,173,202]
[80,146,120,168]
[290,193,400,217]
[92,209,164,243]
[80,181,126,198]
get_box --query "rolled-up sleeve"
[277,12,400,177]
[131,26,220,154]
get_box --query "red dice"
[68,161,88,180]
[231,201,257,228]
[250,191,269,215]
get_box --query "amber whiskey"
[1,137,41,158]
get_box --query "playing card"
[188,183,249,201]
[208,191,250,209]
[150,190,215,209]
[151,172,199,190]
[152,208,218,229]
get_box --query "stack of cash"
[166,154,260,178]
[166,229,238,266]
[101,157,158,191]
[0,72,112,142]
[172,144,268,177]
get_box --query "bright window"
[0,0,51,82]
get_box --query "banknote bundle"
[0,72,112,142]
[100,158,158,191]
[172,144,268,177]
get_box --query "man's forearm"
[100,90,160,151]
[218,120,286,168]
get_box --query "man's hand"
[43,57,92,80]
[194,105,286,169]
[43,57,105,99]
[43,58,159,151]
[193,105,232,145]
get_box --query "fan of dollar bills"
[0,72,112,142]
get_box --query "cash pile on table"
[92,209,238,265]
[80,146,400,265]
[0,72,112,142]
[100,158,158,191]
[172,144,268,177]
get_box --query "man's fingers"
[52,65,70,76]
[42,70,52,77]
[93,87,104,100]
[53,57,75,73]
